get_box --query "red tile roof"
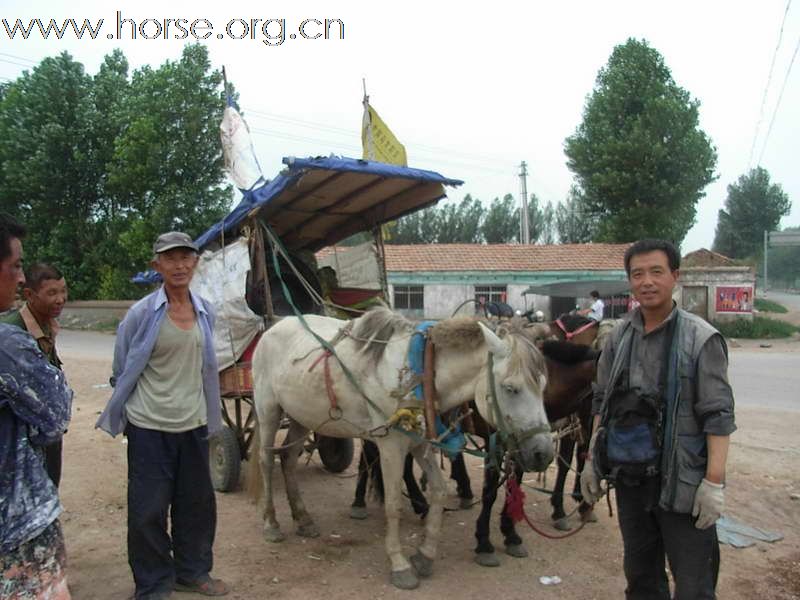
[318,243,632,272]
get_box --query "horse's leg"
[449,452,474,509]
[279,419,319,538]
[409,443,446,579]
[474,458,502,567]
[376,435,418,590]
[500,461,528,558]
[350,442,371,520]
[403,453,430,517]
[551,436,575,531]
[258,401,285,543]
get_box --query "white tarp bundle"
[220,105,264,191]
[191,237,263,370]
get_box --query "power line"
[749,0,793,168]
[757,31,800,165]
[0,52,37,65]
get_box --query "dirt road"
[56,338,799,600]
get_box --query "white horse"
[249,307,553,590]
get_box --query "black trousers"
[126,423,216,598]
[616,480,720,600]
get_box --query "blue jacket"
[0,324,72,553]
[95,286,222,437]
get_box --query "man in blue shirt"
[96,231,228,600]
[0,214,73,598]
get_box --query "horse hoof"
[296,522,320,538]
[505,544,528,558]
[263,526,285,543]
[390,568,419,590]
[410,552,434,578]
[474,552,501,567]
[553,518,573,531]
[580,509,598,523]
[459,497,474,510]
[350,506,368,520]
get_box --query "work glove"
[580,429,605,505]
[692,478,725,529]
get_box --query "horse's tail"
[361,439,386,503]
[246,416,263,504]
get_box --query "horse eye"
[503,384,518,395]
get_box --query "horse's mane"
[349,306,413,364]
[431,317,546,392]
[541,339,599,365]
[556,313,595,332]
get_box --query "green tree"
[0,45,232,299]
[556,185,596,243]
[768,226,800,288]
[712,167,791,259]
[436,194,485,243]
[564,38,717,244]
[0,52,102,298]
[482,194,518,243]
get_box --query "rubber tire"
[209,425,241,492]
[316,435,354,473]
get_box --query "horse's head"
[476,322,554,472]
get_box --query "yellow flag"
[361,103,407,166]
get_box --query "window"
[474,285,507,306]
[393,285,424,310]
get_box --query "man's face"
[152,248,198,288]
[0,238,24,312]
[25,277,68,320]
[628,250,678,313]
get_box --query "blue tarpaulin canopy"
[197,155,462,253]
[135,155,462,283]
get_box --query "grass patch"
[712,316,799,339]
[754,298,788,313]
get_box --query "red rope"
[309,349,338,412]
[505,477,588,540]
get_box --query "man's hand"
[692,478,724,529]
[580,461,604,505]
[580,428,604,504]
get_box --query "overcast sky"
[1,0,798,252]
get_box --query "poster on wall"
[715,286,754,313]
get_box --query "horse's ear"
[478,322,510,358]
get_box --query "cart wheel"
[209,425,241,492]
[316,435,354,473]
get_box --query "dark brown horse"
[349,317,602,564]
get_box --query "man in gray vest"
[97,232,228,599]
[582,239,735,599]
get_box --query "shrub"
[712,316,798,339]
[754,298,788,313]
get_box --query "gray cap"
[153,231,199,254]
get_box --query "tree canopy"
[712,167,791,259]
[0,45,231,299]
[564,38,717,245]
[387,192,559,245]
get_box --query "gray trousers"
[616,479,719,600]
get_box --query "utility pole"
[519,161,530,244]
[763,230,768,296]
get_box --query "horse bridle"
[485,349,551,456]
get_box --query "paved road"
[762,289,800,312]
[728,351,799,412]
[59,328,799,412]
